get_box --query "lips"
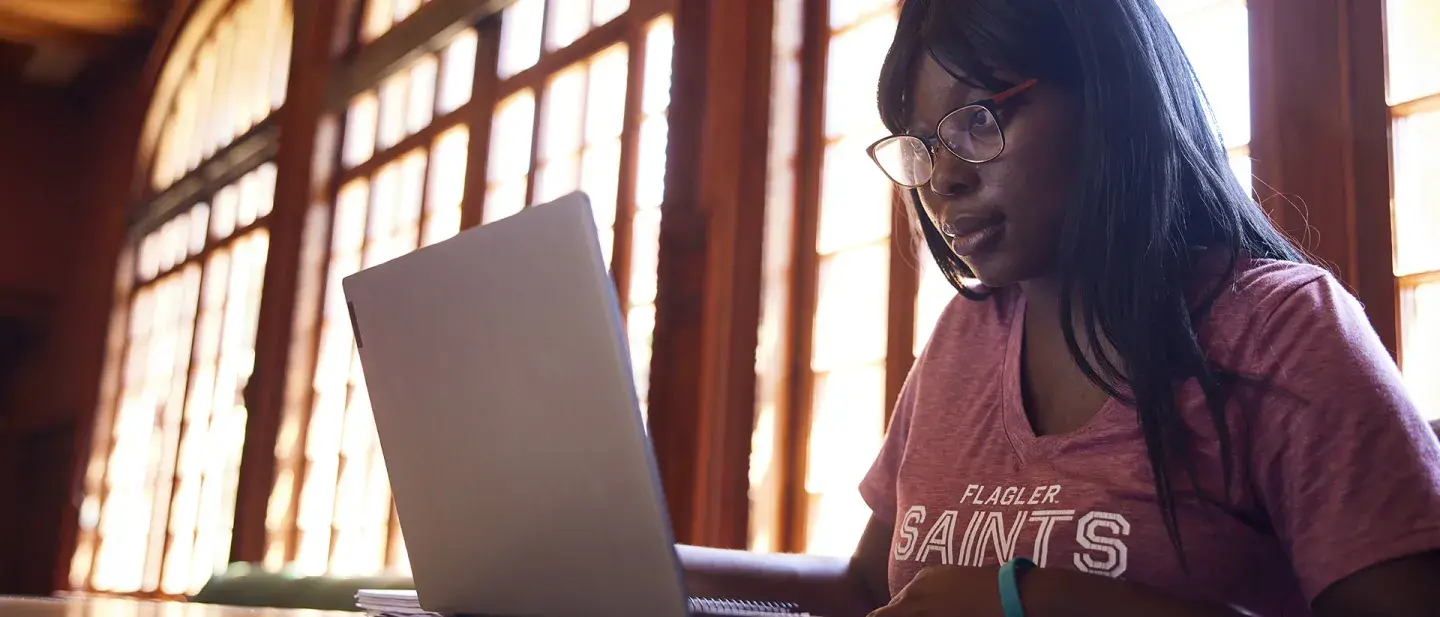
[943,215,1005,257]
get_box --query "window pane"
[547,0,593,50]
[378,71,409,150]
[643,18,675,115]
[425,126,468,246]
[581,139,622,230]
[1386,0,1440,104]
[484,180,527,224]
[406,55,438,134]
[212,185,240,239]
[629,207,662,305]
[540,66,587,161]
[1229,146,1253,196]
[823,13,896,139]
[1393,109,1440,276]
[818,137,893,254]
[393,0,422,24]
[1157,0,1251,148]
[830,0,893,31]
[363,0,394,42]
[593,0,628,27]
[488,91,537,182]
[635,115,669,210]
[585,45,629,144]
[344,92,380,168]
[535,156,580,204]
[914,252,954,356]
[237,166,266,228]
[189,203,211,254]
[811,242,890,371]
[1400,279,1440,420]
[438,29,478,113]
[804,363,885,556]
[254,162,278,218]
[498,0,544,78]
[627,303,656,415]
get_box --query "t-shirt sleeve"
[859,360,920,526]
[1245,272,1440,603]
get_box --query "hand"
[868,564,1006,617]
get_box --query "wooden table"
[0,596,359,617]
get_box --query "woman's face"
[906,53,1081,288]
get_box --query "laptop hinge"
[347,301,364,348]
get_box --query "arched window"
[69,0,294,596]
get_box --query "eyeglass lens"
[871,105,1003,187]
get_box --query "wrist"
[1012,564,1065,617]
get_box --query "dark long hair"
[877,0,1306,560]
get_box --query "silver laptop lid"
[343,192,689,617]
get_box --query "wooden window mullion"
[230,0,343,566]
[460,17,504,229]
[612,21,647,307]
[779,0,828,555]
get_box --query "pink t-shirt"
[860,258,1440,615]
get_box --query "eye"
[968,108,996,131]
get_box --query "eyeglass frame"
[866,78,1039,188]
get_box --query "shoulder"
[1201,256,1336,323]
[1193,256,1374,372]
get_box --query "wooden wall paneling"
[34,60,148,594]
[647,0,773,548]
[778,0,826,554]
[1249,0,1398,354]
[229,0,341,564]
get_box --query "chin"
[962,252,1048,290]
[961,255,1022,289]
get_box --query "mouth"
[943,215,1005,257]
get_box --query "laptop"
[342,193,807,617]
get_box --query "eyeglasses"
[867,79,1038,188]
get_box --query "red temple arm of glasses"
[993,78,1039,105]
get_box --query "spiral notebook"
[356,589,816,617]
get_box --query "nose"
[926,145,979,198]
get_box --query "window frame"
[70,0,296,595]
[258,0,496,574]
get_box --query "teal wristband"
[998,557,1036,617]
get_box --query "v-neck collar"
[1000,288,1125,464]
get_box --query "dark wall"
[0,58,148,594]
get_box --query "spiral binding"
[688,596,801,616]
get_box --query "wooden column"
[230,0,341,563]
[1249,0,1397,354]
[647,0,774,549]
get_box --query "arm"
[678,515,892,617]
[1022,551,1440,617]
[1311,552,1440,617]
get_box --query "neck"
[1020,276,1126,381]
[1019,276,1066,325]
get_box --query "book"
[355,589,441,617]
[355,589,818,617]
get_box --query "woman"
[677,0,1440,616]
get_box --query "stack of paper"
[355,589,441,617]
